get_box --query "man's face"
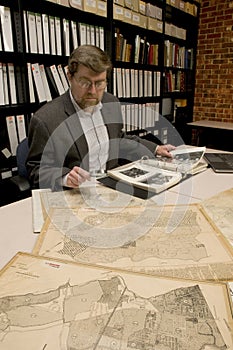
[69,64,107,110]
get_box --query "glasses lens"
[96,81,107,89]
[77,78,106,90]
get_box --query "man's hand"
[66,166,91,188]
[156,144,176,158]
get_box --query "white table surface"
[169,168,233,201]
[0,166,232,271]
[187,120,233,130]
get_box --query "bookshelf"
[111,0,200,144]
[0,0,200,200]
[0,0,109,188]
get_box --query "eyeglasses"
[75,77,107,90]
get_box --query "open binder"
[104,146,207,196]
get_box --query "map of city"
[201,188,233,246]
[0,253,232,350]
[33,203,233,281]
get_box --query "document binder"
[79,23,87,45]
[23,11,29,52]
[113,67,117,96]
[95,26,100,48]
[107,147,207,195]
[63,18,70,56]
[2,63,9,105]
[49,16,56,55]
[90,25,95,45]
[121,68,126,97]
[35,13,43,54]
[86,24,91,45]
[71,20,78,50]
[27,62,35,103]
[134,69,139,97]
[0,63,4,105]
[57,64,69,91]
[7,63,17,105]
[55,17,62,55]
[63,65,70,86]
[27,12,38,53]
[42,14,50,54]
[116,67,123,98]
[0,6,14,52]
[39,64,52,102]
[48,65,65,96]
[6,116,18,156]
[31,63,47,103]
[99,26,104,50]
[16,115,27,143]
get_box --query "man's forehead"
[77,64,107,78]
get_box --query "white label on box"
[139,2,145,13]
[157,21,163,31]
[132,13,140,23]
[72,0,82,4]
[1,169,12,179]
[98,1,106,10]
[115,6,124,15]
[87,0,96,7]
[1,147,11,158]
[124,9,132,19]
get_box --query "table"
[187,120,233,150]
[0,164,232,271]
[187,120,233,131]
[170,167,233,201]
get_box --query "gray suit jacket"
[27,91,156,190]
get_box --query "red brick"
[194,0,233,121]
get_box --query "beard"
[78,93,100,110]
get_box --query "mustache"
[86,93,97,98]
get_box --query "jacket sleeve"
[26,114,70,190]
[102,92,157,166]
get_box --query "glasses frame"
[74,76,107,91]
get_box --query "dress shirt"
[63,91,109,186]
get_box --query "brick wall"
[193,0,233,122]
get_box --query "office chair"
[10,137,31,195]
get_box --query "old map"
[32,184,152,232]
[201,188,233,247]
[0,253,232,350]
[33,203,233,281]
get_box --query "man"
[27,45,175,190]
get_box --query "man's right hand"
[65,166,91,188]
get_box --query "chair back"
[16,137,29,178]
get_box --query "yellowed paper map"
[33,203,233,281]
[40,183,148,211]
[32,185,149,233]
[201,188,233,246]
[0,252,232,349]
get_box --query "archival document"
[33,203,233,281]
[32,184,149,232]
[0,252,232,350]
[107,146,207,193]
[201,188,233,246]
[39,183,148,212]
